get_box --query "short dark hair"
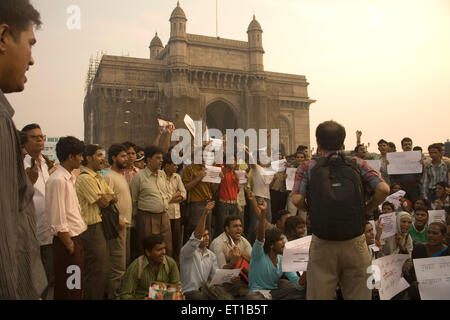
[315,120,346,151]
[428,143,441,152]
[56,136,85,163]
[354,144,365,153]
[414,206,428,215]
[142,234,165,252]
[224,215,242,231]
[122,141,137,153]
[0,0,42,40]
[428,222,447,236]
[413,146,422,152]
[135,145,144,154]
[275,209,290,223]
[377,139,388,146]
[284,216,305,236]
[382,201,395,211]
[108,144,127,165]
[401,137,412,146]
[144,145,164,162]
[413,198,431,210]
[388,142,396,151]
[19,130,27,147]
[20,123,41,143]
[264,227,283,254]
[162,152,174,169]
[81,144,102,166]
[296,145,308,152]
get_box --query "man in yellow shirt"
[76,144,116,300]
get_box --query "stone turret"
[247,15,264,72]
[168,1,187,66]
[149,32,164,59]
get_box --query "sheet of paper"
[282,236,312,272]
[428,210,446,225]
[184,114,195,137]
[369,244,380,252]
[260,167,276,185]
[366,160,381,176]
[379,212,397,240]
[371,254,410,300]
[387,151,423,175]
[235,170,247,184]
[286,168,297,191]
[271,159,287,173]
[202,165,222,184]
[157,118,174,128]
[378,190,406,211]
[209,269,241,286]
[413,256,450,300]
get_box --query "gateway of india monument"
[83,2,315,155]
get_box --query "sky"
[7,0,450,153]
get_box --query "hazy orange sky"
[7,0,450,153]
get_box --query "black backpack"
[306,152,366,241]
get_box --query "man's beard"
[117,161,127,170]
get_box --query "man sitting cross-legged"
[246,194,306,300]
[120,235,181,300]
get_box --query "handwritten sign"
[371,254,410,300]
[202,165,222,184]
[428,210,446,225]
[379,212,397,240]
[209,269,241,286]
[387,151,422,175]
[413,256,450,300]
[282,236,312,273]
[184,114,195,137]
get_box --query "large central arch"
[205,100,238,134]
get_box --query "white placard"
[379,190,406,211]
[366,160,381,176]
[235,170,247,184]
[371,254,410,300]
[209,269,241,286]
[387,151,423,175]
[202,165,222,184]
[158,118,174,128]
[428,210,446,225]
[271,159,287,173]
[286,168,297,191]
[260,167,276,185]
[413,256,450,300]
[369,244,380,252]
[184,114,195,137]
[379,212,397,240]
[282,236,312,273]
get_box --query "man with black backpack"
[291,120,389,300]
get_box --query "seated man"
[408,206,428,246]
[284,216,307,242]
[210,215,251,298]
[180,201,219,299]
[120,234,181,300]
[247,198,306,300]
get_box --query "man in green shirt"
[120,234,181,300]
[409,207,428,246]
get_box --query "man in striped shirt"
[0,0,47,299]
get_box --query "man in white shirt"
[162,153,186,266]
[180,201,218,299]
[22,123,53,299]
[104,144,132,299]
[46,136,87,300]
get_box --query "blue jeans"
[215,201,240,238]
[247,197,271,245]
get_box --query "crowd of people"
[1,0,449,301]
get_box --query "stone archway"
[205,100,238,134]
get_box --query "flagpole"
[216,0,218,37]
